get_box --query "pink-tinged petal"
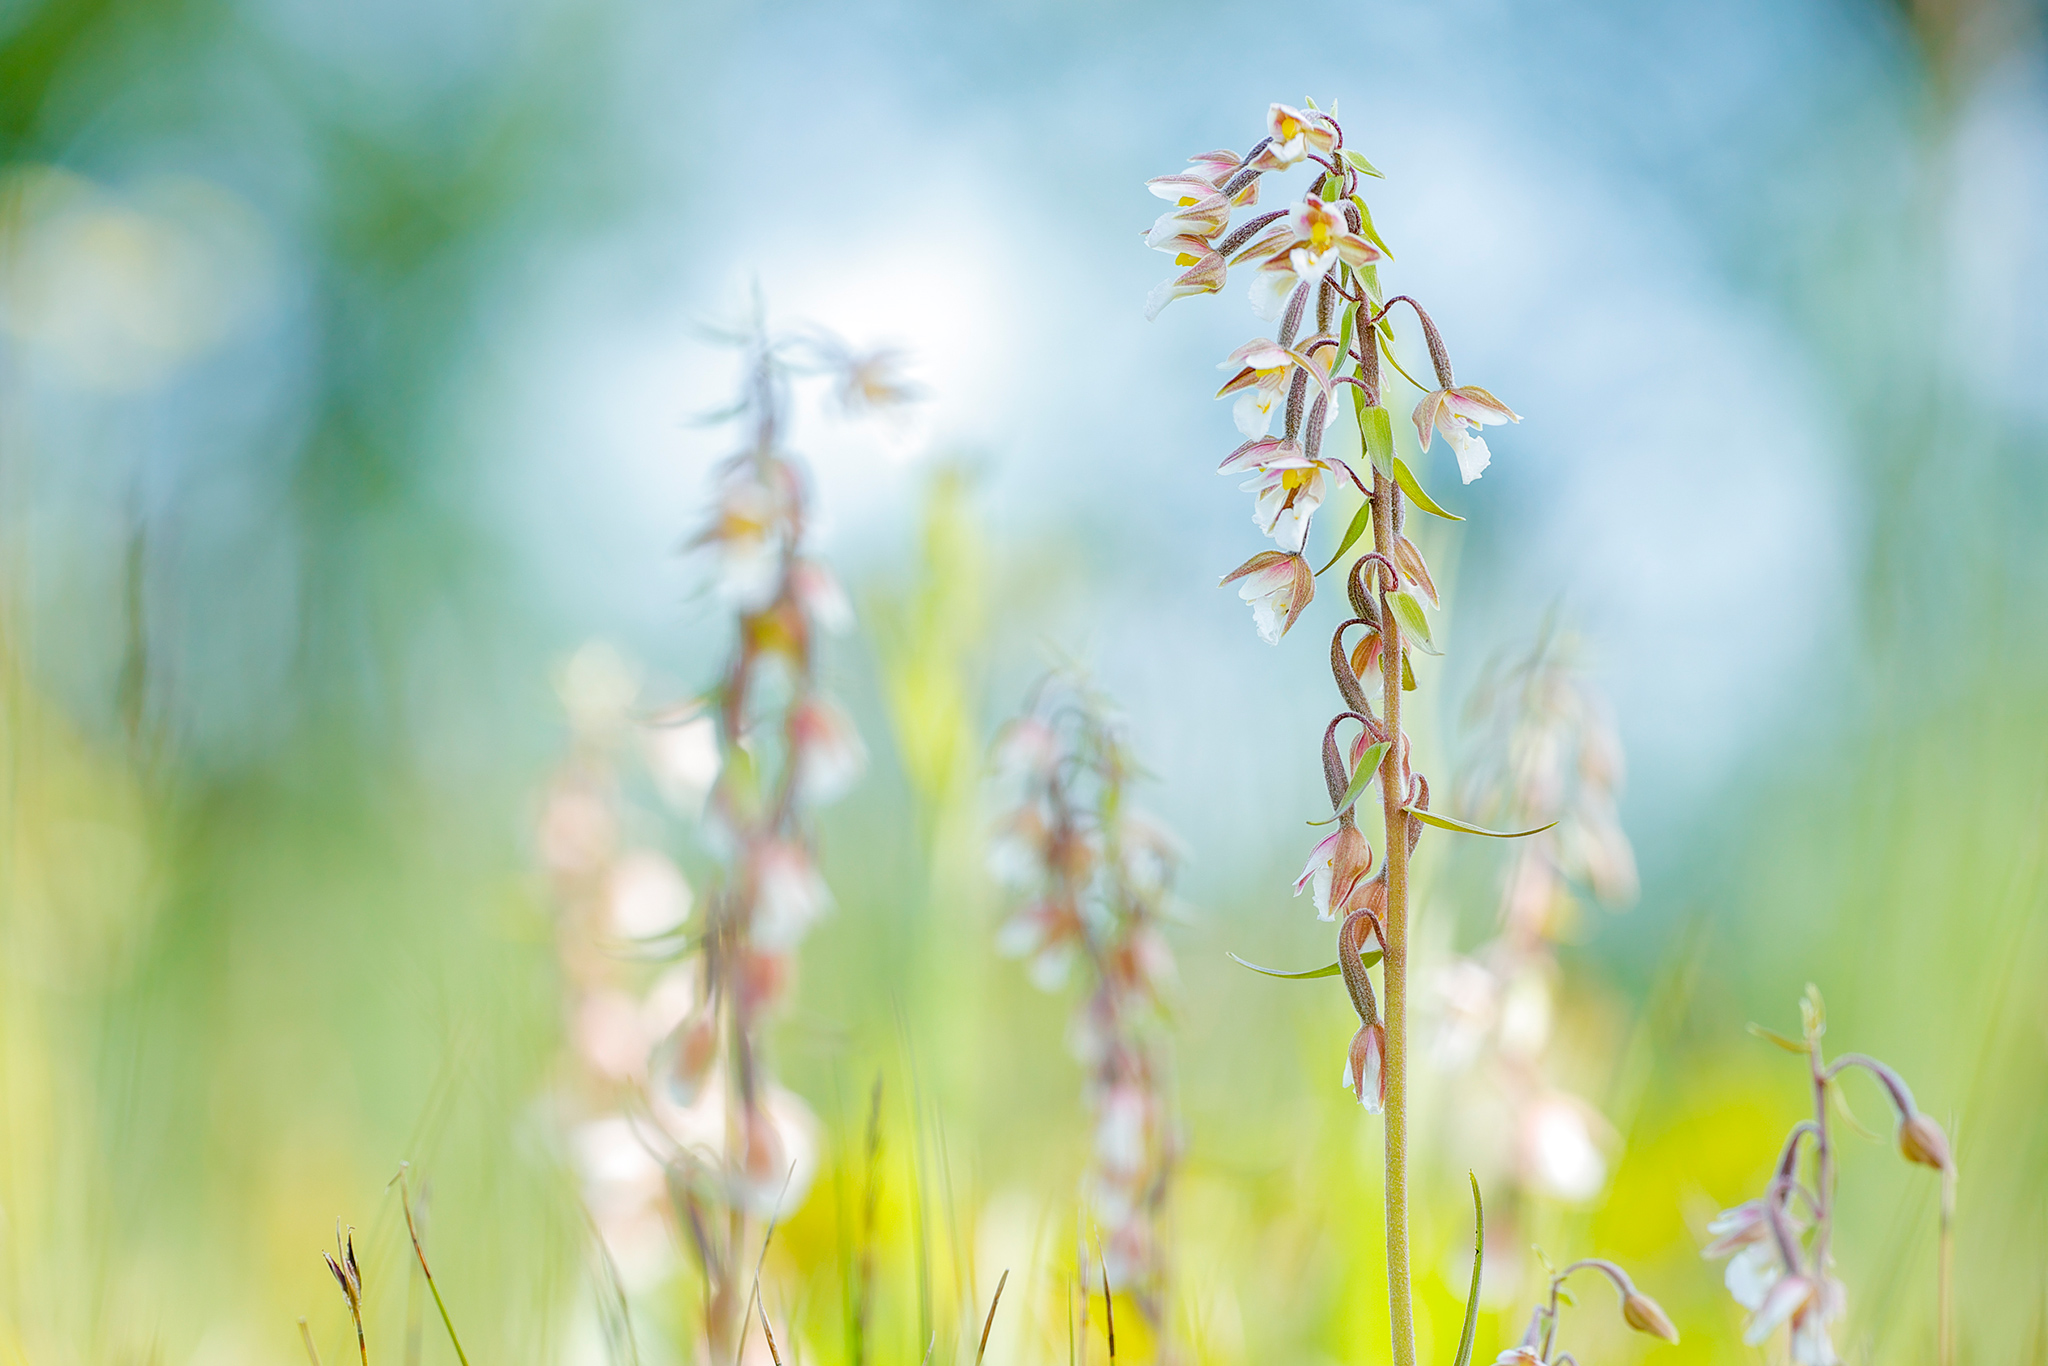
[1218,548,1289,585]
[1217,436,1291,473]
[1145,172,1220,203]
[1295,829,1343,892]
[1302,113,1339,155]
[1188,148,1241,180]
[1745,1274,1814,1346]
[1703,1201,1771,1259]
[1333,233,1386,269]
[1215,365,1260,397]
[1220,336,1293,370]
[1347,1024,1386,1111]
[1411,390,1447,451]
[1144,194,1230,247]
[1445,384,1520,425]
[1150,231,1218,260]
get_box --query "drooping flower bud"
[1896,1111,1952,1171]
[1343,1022,1387,1112]
[1622,1289,1681,1343]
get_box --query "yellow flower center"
[1175,252,1201,266]
[1280,467,1312,491]
[1279,116,1301,141]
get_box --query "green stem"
[1369,467,1416,1366]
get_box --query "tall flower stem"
[1370,467,1416,1366]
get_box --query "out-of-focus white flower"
[1491,1350,1543,1366]
[1724,1241,1783,1311]
[1119,811,1182,893]
[539,787,617,876]
[572,1116,673,1288]
[986,810,1049,889]
[1431,956,1498,1068]
[1497,968,1554,1059]
[996,899,1084,990]
[1293,823,1374,921]
[575,989,656,1081]
[1412,385,1521,484]
[651,1001,721,1107]
[609,850,691,941]
[1703,1199,1775,1259]
[699,469,787,611]
[556,641,640,739]
[1220,549,1314,644]
[1744,1270,1844,1365]
[1094,1083,1151,1177]
[791,558,853,633]
[1519,1093,1607,1200]
[753,839,832,949]
[837,345,923,413]
[643,709,721,813]
[729,1086,821,1218]
[791,696,865,804]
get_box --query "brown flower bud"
[1621,1289,1679,1343]
[1897,1111,1952,1171]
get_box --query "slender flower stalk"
[1140,97,1525,1364]
[1705,986,1955,1366]
[539,307,909,1361]
[990,674,1184,1337]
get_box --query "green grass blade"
[1452,1172,1484,1366]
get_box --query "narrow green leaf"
[1347,195,1395,260]
[1341,148,1385,178]
[1388,590,1438,656]
[1451,1173,1484,1366]
[1390,455,1462,521]
[1333,741,1391,818]
[1746,1023,1811,1055]
[1358,263,1383,304]
[1404,807,1559,839]
[1228,952,1379,979]
[1315,500,1374,576]
[1401,649,1416,691]
[1360,404,1395,479]
[1336,301,1356,364]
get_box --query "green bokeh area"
[3,1,2045,1364]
